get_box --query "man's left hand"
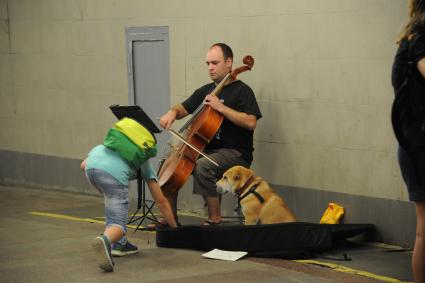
[203,94,225,113]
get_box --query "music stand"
[109,105,162,230]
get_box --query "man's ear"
[226,57,233,69]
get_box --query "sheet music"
[202,249,247,261]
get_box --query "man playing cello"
[158,43,262,226]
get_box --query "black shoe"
[111,241,138,257]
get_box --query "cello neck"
[178,72,232,133]
[210,73,232,97]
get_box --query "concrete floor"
[0,185,414,283]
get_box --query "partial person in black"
[391,1,425,282]
[158,43,262,226]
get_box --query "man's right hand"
[159,110,177,130]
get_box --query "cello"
[158,55,254,193]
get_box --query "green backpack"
[103,127,157,168]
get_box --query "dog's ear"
[234,173,241,181]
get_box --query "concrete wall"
[0,0,415,246]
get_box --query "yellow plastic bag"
[320,202,344,224]
[114,117,156,150]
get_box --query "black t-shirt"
[392,24,425,96]
[182,80,262,163]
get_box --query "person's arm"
[203,94,257,130]
[146,180,177,228]
[139,161,177,227]
[159,104,189,130]
[418,57,425,78]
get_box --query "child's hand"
[80,158,87,171]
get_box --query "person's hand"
[80,158,86,171]
[159,110,177,130]
[203,94,225,113]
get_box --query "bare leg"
[103,226,125,243]
[413,201,425,283]
[205,196,222,223]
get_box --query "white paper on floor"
[202,249,248,261]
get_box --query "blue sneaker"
[92,235,114,272]
[111,241,138,257]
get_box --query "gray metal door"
[126,26,170,205]
[126,26,170,171]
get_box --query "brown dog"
[216,165,296,225]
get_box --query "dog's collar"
[238,183,265,204]
[235,175,256,196]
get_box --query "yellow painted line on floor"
[178,211,205,218]
[30,210,207,230]
[131,211,205,219]
[294,259,413,283]
[29,211,141,230]
[129,211,222,222]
